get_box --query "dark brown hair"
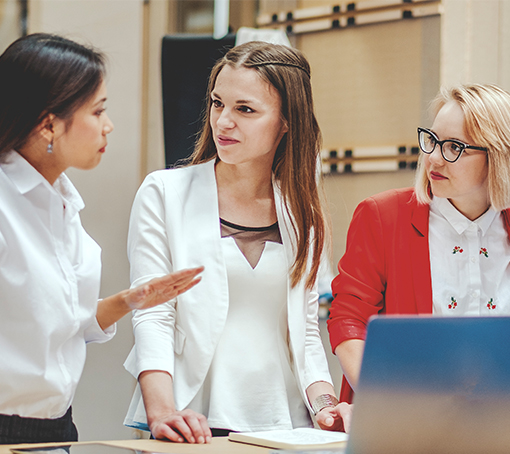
[0,33,106,159]
[190,41,325,289]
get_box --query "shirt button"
[471,290,479,298]
[470,256,476,263]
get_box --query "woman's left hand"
[315,402,353,433]
[125,266,204,310]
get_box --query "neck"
[215,159,273,198]
[448,195,491,221]
[17,137,64,185]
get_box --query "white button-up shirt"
[429,197,510,316]
[0,151,114,419]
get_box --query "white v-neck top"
[429,197,510,315]
[187,236,312,431]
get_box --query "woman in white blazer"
[124,41,349,443]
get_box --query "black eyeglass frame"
[417,127,488,163]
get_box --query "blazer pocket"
[174,324,186,355]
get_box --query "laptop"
[346,316,510,454]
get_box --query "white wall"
[28,0,145,441]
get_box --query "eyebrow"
[92,97,107,107]
[211,92,257,105]
[429,129,467,143]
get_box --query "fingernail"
[198,436,204,443]
[178,438,183,442]
[206,436,211,443]
[190,437,195,443]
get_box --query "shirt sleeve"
[125,173,177,379]
[303,281,334,389]
[327,196,387,352]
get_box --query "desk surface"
[0,437,272,454]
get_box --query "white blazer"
[124,160,332,429]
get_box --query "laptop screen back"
[347,316,510,454]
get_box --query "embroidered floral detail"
[487,298,496,310]
[448,297,458,309]
[453,246,463,254]
[480,247,488,258]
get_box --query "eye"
[95,108,106,116]
[211,99,223,108]
[237,105,254,113]
[448,141,464,153]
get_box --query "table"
[0,437,272,454]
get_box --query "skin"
[334,100,490,424]
[424,100,490,221]
[15,78,204,330]
[141,65,349,442]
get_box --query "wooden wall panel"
[298,17,440,149]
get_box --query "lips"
[430,171,447,181]
[99,146,106,153]
[217,135,239,146]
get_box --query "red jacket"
[328,187,510,403]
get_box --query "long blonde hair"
[190,41,325,289]
[415,83,510,211]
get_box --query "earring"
[47,140,53,153]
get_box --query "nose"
[216,108,235,130]
[427,143,444,165]
[103,113,114,135]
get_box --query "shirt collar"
[1,150,84,213]
[431,196,498,236]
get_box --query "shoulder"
[363,187,417,209]
[140,160,215,193]
[352,187,426,229]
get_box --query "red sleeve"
[327,196,387,352]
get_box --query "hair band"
[247,61,311,78]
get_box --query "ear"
[281,119,289,135]
[37,113,56,142]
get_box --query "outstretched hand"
[125,266,204,310]
[150,409,211,444]
[315,402,353,433]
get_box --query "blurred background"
[1,0,509,441]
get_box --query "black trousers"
[0,406,78,445]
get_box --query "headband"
[247,61,311,78]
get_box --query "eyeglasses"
[417,127,487,163]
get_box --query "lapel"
[410,200,433,314]
[178,160,230,346]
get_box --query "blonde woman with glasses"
[328,84,510,408]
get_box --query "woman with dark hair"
[124,41,349,443]
[0,33,203,444]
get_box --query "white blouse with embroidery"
[429,197,510,315]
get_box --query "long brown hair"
[190,41,324,289]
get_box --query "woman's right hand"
[149,408,211,443]
[139,370,212,444]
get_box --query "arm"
[306,381,353,433]
[139,371,211,443]
[96,266,203,330]
[327,198,387,401]
[334,339,365,391]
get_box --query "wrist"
[312,394,339,415]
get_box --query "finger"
[152,423,184,443]
[338,403,353,434]
[156,267,204,286]
[316,408,335,428]
[197,414,212,442]
[172,418,196,443]
[182,414,207,443]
